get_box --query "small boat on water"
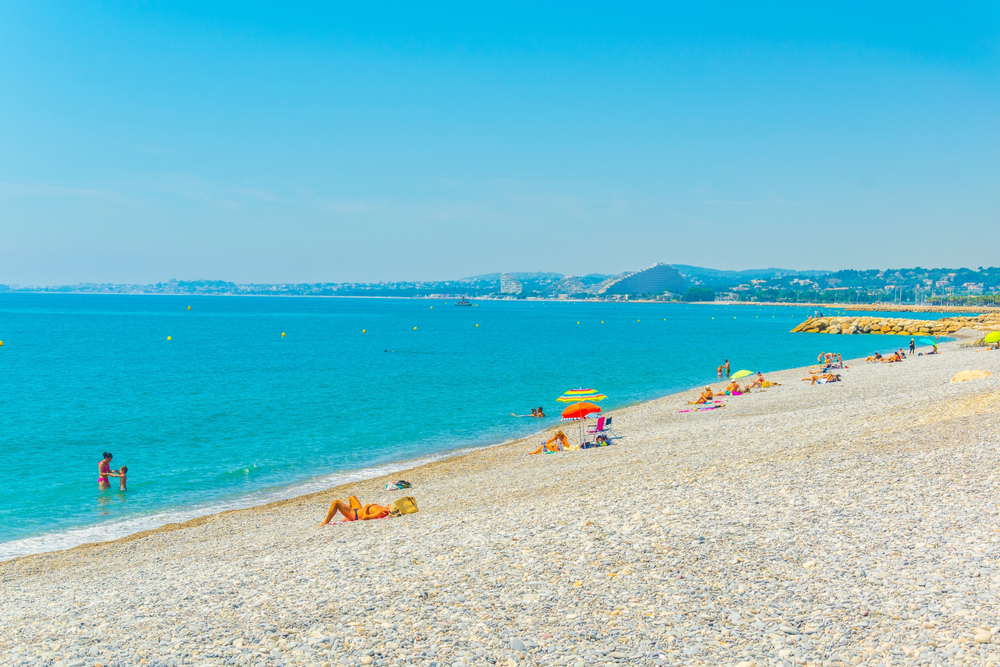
[454,299,472,306]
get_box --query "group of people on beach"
[716,359,730,378]
[692,371,776,404]
[866,348,909,363]
[98,452,127,490]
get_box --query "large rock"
[951,370,992,383]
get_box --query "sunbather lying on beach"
[802,373,841,385]
[320,496,398,525]
[530,429,568,454]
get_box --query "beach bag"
[394,497,418,514]
[395,480,412,489]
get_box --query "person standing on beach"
[98,452,113,490]
[909,338,915,355]
[724,359,730,378]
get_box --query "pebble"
[3,338,1000,667]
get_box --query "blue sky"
[1,2,998,284]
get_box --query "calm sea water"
[0,294,950,559]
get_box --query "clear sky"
[1,2,998,285]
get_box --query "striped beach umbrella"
[556,388,607,403]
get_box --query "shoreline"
[1,329,956,567]
[5,290,999,314]
[6,336,1000,666]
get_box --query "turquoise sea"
[0,294,951,559]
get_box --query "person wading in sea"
[98,452,113,490]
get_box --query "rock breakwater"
[792,313,1000,335]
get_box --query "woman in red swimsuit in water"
[98,452,113,490]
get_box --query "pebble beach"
[6,333,1000,667]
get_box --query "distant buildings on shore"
[500,274,522,295]
[9,264,997,305]
[600,263,685,298]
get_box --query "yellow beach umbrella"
[557,388,607,403]
[984,331,1000,344]
[730,370,753,380]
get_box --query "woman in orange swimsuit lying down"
[319,496,394,526]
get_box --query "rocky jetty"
[792,313,1000,335]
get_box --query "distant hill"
[673,265,830,286]
[459,272,565,282]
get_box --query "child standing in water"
[110,466,128,490]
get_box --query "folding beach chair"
[586,416,619,439]
[585,416,606,436]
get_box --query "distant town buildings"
[600,263,685,297]
[500,274,522,295]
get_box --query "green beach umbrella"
[984,331,1000,344]
[919,338,938,348]
[730,370,753,380]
